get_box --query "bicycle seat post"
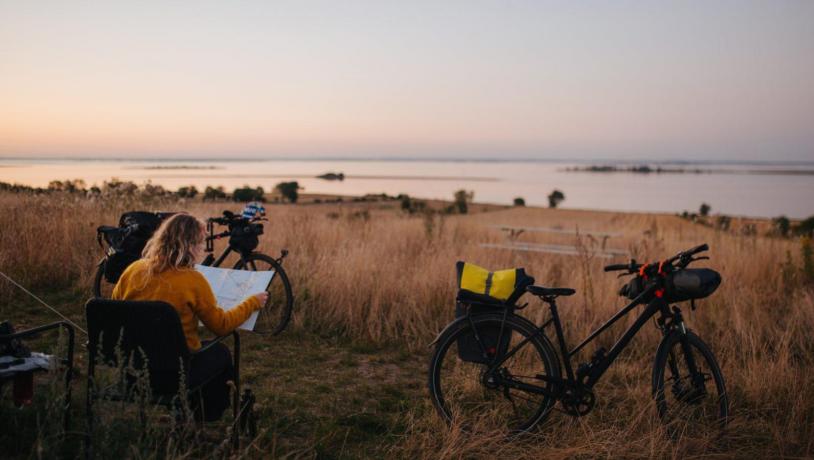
[542,295,575,380]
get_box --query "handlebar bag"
[229,221,263,253]
[619,276,645,300]
[665,269,721,303]
[454,262,534,363]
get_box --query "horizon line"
[2,155,814,166]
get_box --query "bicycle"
[93,210,294,336]
[428,244,728,436]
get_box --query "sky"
[1,1,813,161]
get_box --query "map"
[194,264,276,331]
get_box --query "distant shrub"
[547,190,565,208]
[772,216,791,237]
[177,185,198,199]
[699,203,711,217]
[233,185,265,202]
[275,181,301,203]
[453,189,473,214]
[47,179,86,193]
[513,197,525,207]
[400,194,427,214]
[794,216,814,237]
[203,185,227,201]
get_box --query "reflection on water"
[0,159,812,218]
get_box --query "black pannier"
[454,262,534,364]
[229,220,263,253]
[665,268,721,303]
[102,211,169,283]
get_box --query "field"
[1,190,812,459]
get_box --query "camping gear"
[454,262,534,363]
[97,211,173,283]
[665,269,722,302]
[228,220,263,253]
[241,202,266,219]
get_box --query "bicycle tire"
[92,259,111,299]
[652,330,728,437]
[233,252,294,336]
[428,313,560,433]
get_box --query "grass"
[1,191,813,458]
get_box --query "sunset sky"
[1,1,812,161]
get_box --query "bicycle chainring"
[561,386,595,417]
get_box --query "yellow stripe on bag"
[489,269,517,301]
[460,263,489,295]
[459,263,518,301]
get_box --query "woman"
[112,213,267,421]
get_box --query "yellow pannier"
[456,261,531,304]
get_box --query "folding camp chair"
[84,299,242,455]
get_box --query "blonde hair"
[141,213,205,274]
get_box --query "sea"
[1,158,812,219]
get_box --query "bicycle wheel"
[92,259,115,299]
[233,253,294,335]
[652,330,728,437]
[428,313,560,433]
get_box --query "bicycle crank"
[561,386,595,417]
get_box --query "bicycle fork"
[661,306,707,402]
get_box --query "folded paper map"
[194,264,275,331]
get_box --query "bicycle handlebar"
[207,210,267,226]
[603,263,631,272]
[603,243,709,273]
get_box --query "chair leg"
[85,361,94,460]
[232,332,240,450]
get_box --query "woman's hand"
[252,291,269,309]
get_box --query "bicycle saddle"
[526,285,576,297]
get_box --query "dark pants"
[145,341,234,422]
[188,341,234,422]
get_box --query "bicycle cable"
[0,270,87,335]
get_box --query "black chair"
[84,299,241,454]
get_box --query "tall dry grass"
[1,191,812,457]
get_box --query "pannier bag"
[456,261,532,305]
[229,221,263,253]
[454,262,534,363]
[103,211,169,283]
[665,268,721,303]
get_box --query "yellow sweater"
[111,259,261,351]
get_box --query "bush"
[699,203,711,217]
[794,216,814,237]
[203,186,227,201]
[513,197,525,207]
[547,190,565,208]
[400,195,427,214]
[453,190,473,214]
[233,185,265,202]
[177,185,198,199]
[275,182,301,203]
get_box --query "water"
[1,158,812,218]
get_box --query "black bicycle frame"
[486,284,670,392]
[202,246,242,268]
